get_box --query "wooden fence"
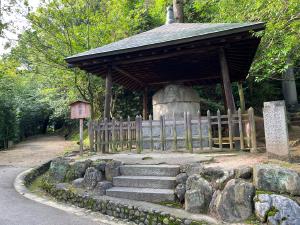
[88,108,257,153]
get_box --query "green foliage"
[0,0,299,149]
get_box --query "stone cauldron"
[152,84,201,120]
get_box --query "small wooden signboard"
[69,100,91,155]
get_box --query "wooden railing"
[88,108,257,153]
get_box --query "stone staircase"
[106,164,180,203]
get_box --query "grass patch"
[256,190,276,195]
[158,201,182,209]
[267,206,279,217]
[244,214,261,225]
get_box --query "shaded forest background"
[0,0,299,149]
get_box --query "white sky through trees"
[0,0,40,54]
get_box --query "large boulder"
[200,167,234,190]
[83,167,104,190]
[254,194,300,225]
[91,160,107,172]
[253,164,300,196]
[72,178,84,188]
[48,157,70,182]
[209,179,255,222]
[181,163,204,176]
[105,160,122,181]
[185,175,213,213]
[94,181,113,196]
[234,166,253,179]
[175,183,186,202]
[65,160,92,181]
[176,173,188,184]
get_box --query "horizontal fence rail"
[88,108,257,154]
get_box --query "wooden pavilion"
[66,22,265,120]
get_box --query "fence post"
[198,111,203,150]
[248,107,257,153]
[217,109,222,150]
[238,108,245,150]
[136,115,141,153]
[88,121,94,152]
[149,114,153,151]
[228,109,233,150]
[104,118,108,153]
[112,117,116,152]
[172,112,177,151]
[187,112,193,153]
[207,110,212,150]
[139,115,143,153]
[160,115,165,151]
[184,112,188,151]
[127,116,132,151]
[120,117,123,151]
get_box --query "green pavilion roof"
[65,22,265,90]
[66,22,264,62]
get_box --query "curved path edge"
[14,169,128,225]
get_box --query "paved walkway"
[0,135,124,225]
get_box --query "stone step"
[120,165,180,177]
[113,176,176,189]
[106,187,175,203]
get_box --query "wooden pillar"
[237,81,246,113]
[219,48,236,112]
[104,66,112,120]
[143,87,148,120]
[173,0,184,22]
[79,118,84,155]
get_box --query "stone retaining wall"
[24,161,213,225]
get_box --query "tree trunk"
[173,0,184,23]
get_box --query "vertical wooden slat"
[187,112,193,153]
[104,118,108,153]
[207,110,212,150]
[149,114,153,151]
[172,112,177,151]
[238,108,245,150]
[136,115,141,153]
[217,109,222,150]
[111,117,116,152]
[120,117,123,152]
[88,121,94,152]
[139,115,143,153]
[198,111,203,150]
[228,109,233,150]
[160,115,164,151]
[248,107,257,153]
[127,116,132,151]
[183,112,188,151]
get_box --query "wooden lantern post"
[70,100,91,155]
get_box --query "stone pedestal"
[263,101,290,160]
[152,84,200,120]
[142,84,208,150]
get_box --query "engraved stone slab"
[263,101,290,160]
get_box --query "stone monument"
[142,84,208,150]
[152,84,200,120]
[263,101,290,161]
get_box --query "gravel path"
[0,135,125,225]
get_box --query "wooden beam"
[104,66,112,119]
[112,66,144,87]
[149,76,220,85]
[219,48,236,112]
[143,87,148,119]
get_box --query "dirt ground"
[0,135,73,167]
